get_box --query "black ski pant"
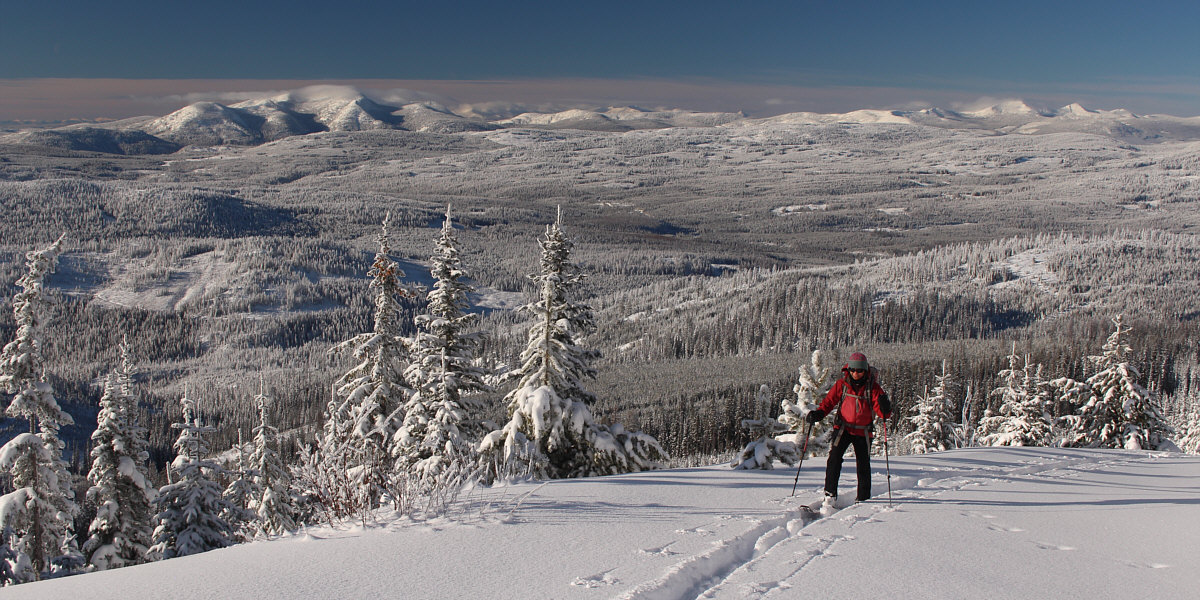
[824,430,872,502]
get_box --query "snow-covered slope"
[393,102,495,133]
[752,109,916,126]
[729,100,1200,142]
[499,107,744,130]
[1009,104,1200,141]
[0,126,180,154]
[142,101,270,146]
[128,87,490,146]
[8,448,1197,599]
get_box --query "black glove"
[805,410,825,424]
[878,394,891,417]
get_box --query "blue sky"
[3,0,1199,121]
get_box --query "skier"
[806,352,891,512]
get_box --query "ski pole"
[881,420,893,508]
[790,421,815,496]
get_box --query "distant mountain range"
[5,86,1200,154]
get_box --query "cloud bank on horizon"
[2,0,1199,122]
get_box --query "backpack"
[832,368,878,438]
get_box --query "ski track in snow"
[616,452,1132,600]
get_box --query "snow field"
[5,447,1198,599]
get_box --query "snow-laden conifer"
[906,363,958,454]
[1064,315,1172,449]
[1048,376,1088,445]
[1179,409,1200,454]
[150,390,237,559]
[248,387,296,536]
[778,350,833,456]
[0,434,80,583]
[1,234,66,423]
[0,234,81,581]
[480,210,666,481]
[326,215,417,510]
[976,346,1022,445]
[0,526,25,586]
[82,341,156,571]
[220,431,257,542]
[732,385,798,469]
[976,350,1053,447]
[394,206,491,497]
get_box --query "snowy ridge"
[143,101,268,146]
[7,447,1197,599]
[727,100,1200,142]
[499,107,744,129]
[960,99,1046,118]
[105,86,487,146]
[749,109,915,126]
[10,86,1200,152]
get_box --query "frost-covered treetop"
[0,234,66,397]
[1091,314,1132,370]
[1,234,70,435]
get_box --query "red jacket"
[818,366,890,435]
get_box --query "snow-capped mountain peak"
[960,99,1045,118]
[1057,102,1098,118]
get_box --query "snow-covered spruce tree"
[732,385,798,469]
[0,234,66,416]
[393,206,491,501]
[82,341,156,572]
[904,386,939,454]
[326,215,417,512]
[778,350,833,457]
[905,360,958,454]
[248,387,296,536]
[0,434,78,584]
[0,526,25,586]
[84,374,137,570]
[1179,409,1200,454]
[480,210,666,482]
[977,350,1053,447]
[976,345,1023,445]
[1024,364,1056,444]
[1064,315,1172,450]
[150,390,237,559]
[0,234,82,581]
[1048,376,1088,446]
[220,431,257,542]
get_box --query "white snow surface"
[8,447,1198,599]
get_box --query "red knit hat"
[848,352,869,370]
